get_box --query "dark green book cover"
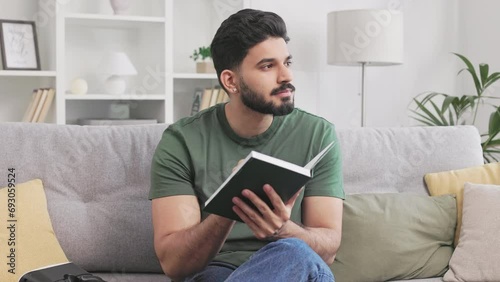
[203,142,334,222]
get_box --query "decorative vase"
[70,78,88,95]
[110,0,130,15]
[196,61,216,74]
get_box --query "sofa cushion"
[443,183,500,282]
[424,162,500,245]
[331,193,456,282]
[0,179,68,282]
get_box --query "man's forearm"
[157,215,235,280]
[278,221,341,265]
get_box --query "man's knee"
[267,238,334,281]
[270,238,314,256]
[266,238,327,266]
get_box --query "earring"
[233,88,237,92]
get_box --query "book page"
[304,141,335,170]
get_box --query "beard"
[239,79,295,116]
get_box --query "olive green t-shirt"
[149,103,344,266]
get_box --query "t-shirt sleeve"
[149,126,195,200]
[304,124,345,199]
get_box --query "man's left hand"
[231,184,302,240]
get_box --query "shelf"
[65,94,165,100]
[0,70,57,77]
[173,73,218,79]
[65,13,165,29]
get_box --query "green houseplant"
[190,46,215,73]
[409,53,500,162]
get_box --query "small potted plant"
[190,46,215,73]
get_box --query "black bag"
[19,262,106,282]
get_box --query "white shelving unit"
[0,71,57,77]
[56,0,168,124]
[65,94,166,100]
[0,0,57,123]
[65,13,166,26]
[173,73,218,79]
[1,0,251,124]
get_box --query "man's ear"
[220,69,239,95]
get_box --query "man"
[150,9,344,282]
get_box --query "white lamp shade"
[98,52,138,76]
[327,9,403,66]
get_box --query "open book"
[203,141,335,221]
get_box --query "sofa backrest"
[337,126,484,194]
[0,123,484,274]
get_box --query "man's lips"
[273,89,293,98]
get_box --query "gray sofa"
[0,123,483,282]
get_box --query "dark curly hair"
[210,9,290,88]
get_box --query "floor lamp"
[327,9,403,126]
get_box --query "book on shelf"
[37,88,56,123]
[203,141,336,222]
[208,87,220,107]
[77,119,158,126]
[199,88,213,111]
[190,88,203,116]
[22,88,56,123]
[31,88,48,122]
[194,87,230,114]
[22,89,39,122]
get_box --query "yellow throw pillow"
[425,162,500,246]
[0,179,68,282]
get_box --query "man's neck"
[224,100,273,139]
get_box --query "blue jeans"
[184,238,335,282]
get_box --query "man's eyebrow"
[256,55,293,66]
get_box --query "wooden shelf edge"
[0,70,57,77]
[65,13,166,24]
[64,94,166,100]
[173,73,218,79]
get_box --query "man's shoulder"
[287,108,335,128]
[166,106,219,134]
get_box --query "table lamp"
[327,9,403,126]
[98,52,138,95]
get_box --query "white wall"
[2,0,498,128]
[458,0,500,134]
[252,0,463,128]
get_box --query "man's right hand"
[152,195,235,281]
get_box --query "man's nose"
[278,64,293,84]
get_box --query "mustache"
[271,83,295,95]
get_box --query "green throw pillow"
[330,193,456,282]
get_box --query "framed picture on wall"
[0,20,41,70]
